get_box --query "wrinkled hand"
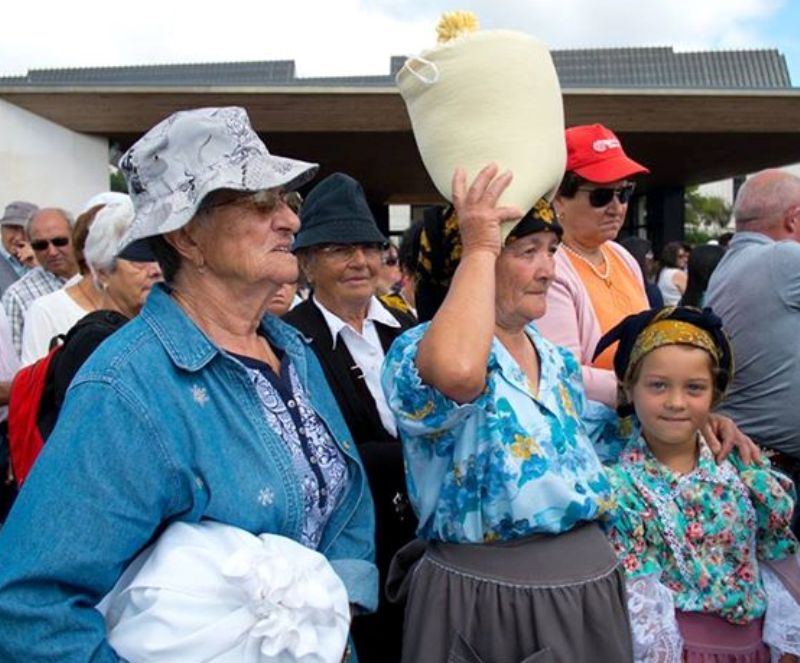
[704,413,760,464]
[12,240,36,268]
[451,164,523,257]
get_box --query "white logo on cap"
[593,139,621,153]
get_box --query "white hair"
[80,191,130,217]
[83,195,135,275]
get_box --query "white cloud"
[0,0,787,77]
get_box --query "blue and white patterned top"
[381,322,615,543]
[235,352,349,549]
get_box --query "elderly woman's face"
[495,231,559,326]
[556,179,632,249]
[302,243,382,312]
[192,190,301,289]
[105,259,163,317]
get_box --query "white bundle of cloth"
[96,521,351,663]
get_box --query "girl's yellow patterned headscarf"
[593,306,734,415]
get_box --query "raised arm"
[415,164,522,403]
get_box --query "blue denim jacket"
[0,285,378,661]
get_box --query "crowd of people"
[0,103,798,663]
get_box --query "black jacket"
[283,297,416,447]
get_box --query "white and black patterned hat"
[119,106,318,244]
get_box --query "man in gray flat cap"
[0,201,38,295]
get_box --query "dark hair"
[718,232,734,249]
[659,241,686,269]
[618,236,653,282]
[398,220,424,276]
[148,235,182,284]
[679,244,725,307]
[556,171,587,198]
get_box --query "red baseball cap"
[565,124,649,183]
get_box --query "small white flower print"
[190,384,209,406]
[258,487,274,506]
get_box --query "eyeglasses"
[30,236,70,252]
[578,183,636,208]
[382,256,399,266]
[199,189,294,216]
[316,243,384,261]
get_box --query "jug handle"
[402,57,440,85]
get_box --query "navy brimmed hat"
[415,196,561,322]
[119,106,318,246]
[1,200,38,227]
[293,173,387,251]
[117,238,156,262]
[593,306,734,416]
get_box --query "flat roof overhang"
[3,86,800,203]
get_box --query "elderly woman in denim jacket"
[0,107,377,661]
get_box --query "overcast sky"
[2,0,798,83]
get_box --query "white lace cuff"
[626,574,683,663]
[763,556,800,659]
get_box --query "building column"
[646,186,685,253]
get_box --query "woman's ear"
[164,225,205,269]
[552,196,565,222]
[94,268,112,292]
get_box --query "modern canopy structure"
[1,47,798,247]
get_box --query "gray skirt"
[387,522,633,663]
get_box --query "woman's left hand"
[703,414,761,464]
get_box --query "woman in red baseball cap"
[536,123,650,408]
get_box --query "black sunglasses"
[578,183,636,208]
[31,236,70,252]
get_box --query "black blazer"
[283,297,416,447]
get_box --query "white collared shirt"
[313,295,399,437]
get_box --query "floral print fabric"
[382,322,614,543]
[604,434,798,624]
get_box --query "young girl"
[595,306,800,662]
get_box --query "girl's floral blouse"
[604,434,798,624]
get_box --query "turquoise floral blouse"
[381,322,614,543]
[604,434,798,624]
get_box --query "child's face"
[627,345,714,452]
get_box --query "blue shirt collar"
[141,284,311,373]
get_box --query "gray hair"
[83,195,136,275]
[734,169,800,229]
[25,208,74,238]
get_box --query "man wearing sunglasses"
[2,208,79,357]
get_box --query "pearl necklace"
[561,242,611,281]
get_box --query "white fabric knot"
[97,521,350,662]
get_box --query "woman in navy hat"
[285,172,417,663]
